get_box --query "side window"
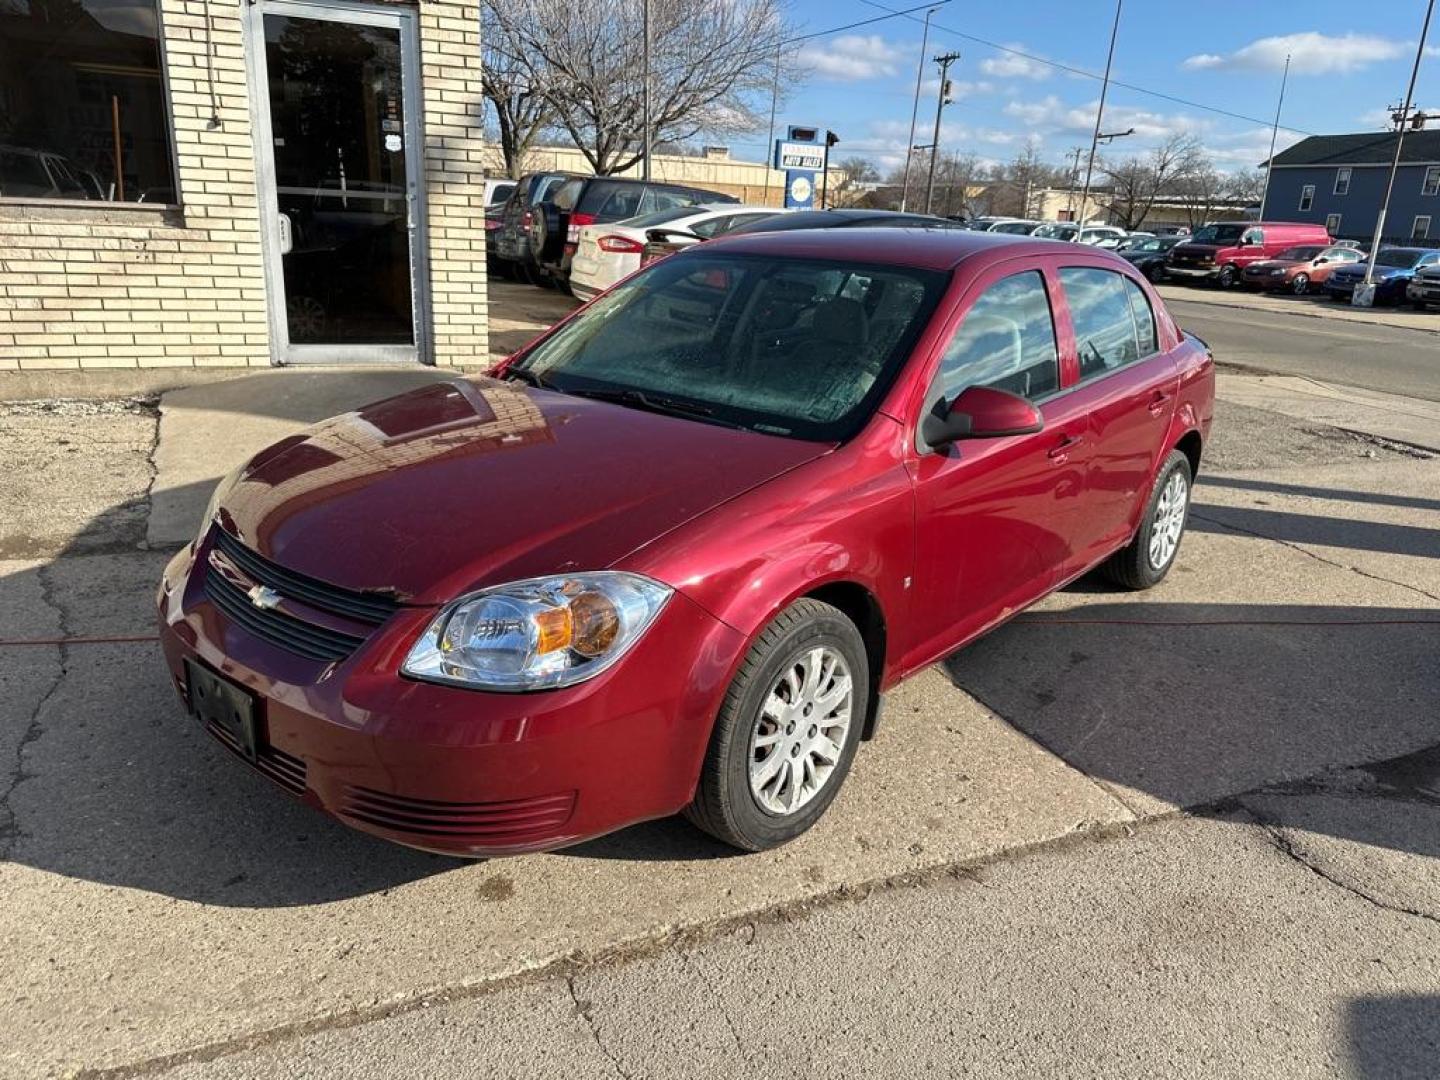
[598,184,643,220]
[1060,267,1153,380]
[642,188,695,214]
[688,215,732,239]
[930,271,1059,404]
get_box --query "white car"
[569,204,784,301]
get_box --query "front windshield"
[512,253,948,441]
[1190,223,1246,244]
[1375,249,1423,268]
[1277,246,1323,261]
[617,206,701,229]
[991,221,1036,234]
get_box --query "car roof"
[703,226,1109,271]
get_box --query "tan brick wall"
[418,0,489,368]
[0,0,268,372]
[0,0,489,372]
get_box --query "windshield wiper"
[565,387,750,430]
[502,366,555,390]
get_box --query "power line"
[786,0,954,45]
[854,0,1317,137]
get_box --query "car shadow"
[1345,995,1440,1079]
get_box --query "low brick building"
[1,0,489,372]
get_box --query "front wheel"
[1145,262,1166,283]
[1101,449,1193,590]
[1290,273,1310,295]
[1216,265,1239,289]
[686,599,868,852]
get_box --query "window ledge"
[0,198,184,226]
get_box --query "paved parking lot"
[2,293,1438,1077]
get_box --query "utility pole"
[1076,0,1122,238]
[1258,53,1291,220]
[764,43,780,204]
[1364,0,1434,292]
[924,51,961,215]
[641,0,651,180]
[1064,146,1084,220]
[900,6,939,212]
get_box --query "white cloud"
[980,45,1052,80]
[1002,96,1212,143]
[921,77,998,99]
[799,34,904,81]
[1205,126,1306,168]
[1182,32,1406,75]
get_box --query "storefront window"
[0,0,176,203]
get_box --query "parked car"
[965,216,1031,231]
[569,203,782,301]
[492,171,581,285]
[0,144,105,200]
[726,208,966,234]
[1151,225,1191,237]
[1326,247,1440,305]
[158,229,1213,857]
[1030,222,1128,246]
[1405,261,1440,309]
[1239,244,1365,295]
[1166,221,1333,288]
[1116,232,1156,250]
[482,177,516,208]
[987,219,1044,235]
[530,176,737,292]
[1117,235,1186,282]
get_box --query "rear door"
[1049,260,1180,576]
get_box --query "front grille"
[212,528,398,624]
[205,719,308,796]
[340,786,577,845]
[206,567,366,662]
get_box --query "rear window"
[593,184,645,221]
[552,178,586,211]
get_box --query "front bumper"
[1165,265,1216,281]
[156,541,745,856]
[1407,280,1440,303]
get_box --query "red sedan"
[157,230,1213,855]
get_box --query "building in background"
[1261,131,1440,245]
[1,0,489,372]
[502,145,802,206]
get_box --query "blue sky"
[732,0,1440,176]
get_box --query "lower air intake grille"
[340,786,577,845]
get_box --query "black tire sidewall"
[712,606,868,850]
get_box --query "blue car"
[1326,246,1440,304]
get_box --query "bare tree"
[1100,133,1204,230]
[488,0,791,175]
[828,156,879,207]
[482,0,556,178]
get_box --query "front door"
[246,0,428,363]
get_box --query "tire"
[1145,262,1166,283]
[1290,273,1309,295]
[1216,264,1239,289]
[1101,449,1193,590]
[685,599,869,852]
[529,203,566,264]
[1412,299,1429,311]
[518,259,545,287]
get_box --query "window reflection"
[0,0,175,202]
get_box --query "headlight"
[198,462,245,543]
[402,572,672,691]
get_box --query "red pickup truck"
[1166,221,1334,288]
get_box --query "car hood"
[216,378,829,605]
[1334,263,1407,280]
[1243,259,1301,271]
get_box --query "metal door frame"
[244,0,432,365]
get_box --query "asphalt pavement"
[1166,295,1440,403]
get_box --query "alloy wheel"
[748,646,853,816]
[1148,470,1189,570]
[1291,273,1309,295]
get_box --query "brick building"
[1,0,489,372]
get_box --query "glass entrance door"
[247,1,427,363]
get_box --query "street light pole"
[1364,0,1434,290]
[924,51,960,215]
[641,0,651,181]
[899,6,939,212]
[1258,53,1291,221]
[1076,0,1122,239]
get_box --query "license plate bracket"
[185,660,262,763]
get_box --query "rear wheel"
[685,599,868,852]
[1101,449,1192,590]
[1290,273,1310,295]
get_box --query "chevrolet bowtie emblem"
[247,584,282,610]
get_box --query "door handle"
[276,213,293,255]
[1048,434,1085,460]
[1147,391,1173,415]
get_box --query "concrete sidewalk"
[1,369,1437,1077]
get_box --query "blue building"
[1260,130,1440,246]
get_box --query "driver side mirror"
[922,385,1044,450]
